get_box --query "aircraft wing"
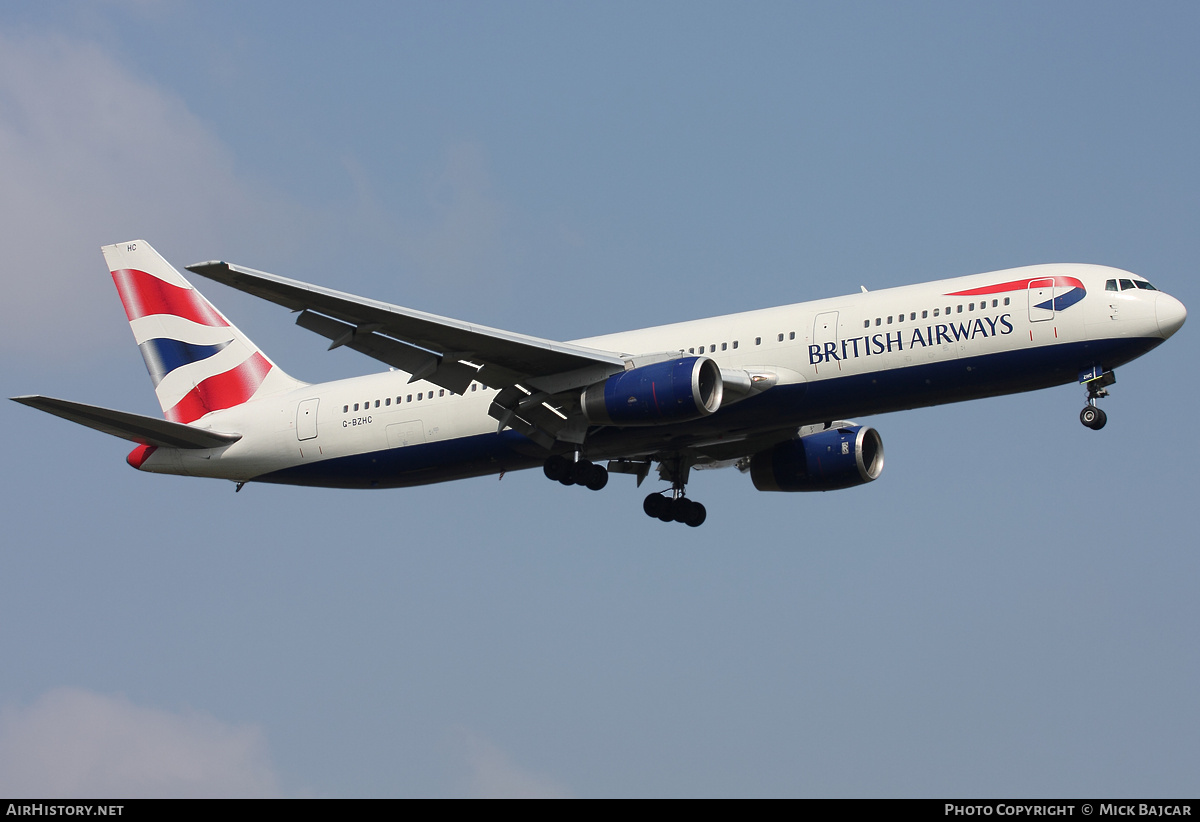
[187,261,625,391]
[11,396,241,449]
[187,260,629,448]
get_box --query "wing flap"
[12,396,241,449]
[295,310,484,394]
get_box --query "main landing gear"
[1079,367,1116,431]
[543,452,708,526]
[543,453,608,491]
[643,492,707,527]
[642,455,706,527]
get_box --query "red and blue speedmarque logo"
[948,275,1087,313]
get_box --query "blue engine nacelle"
[750,425,884,491]
[581,356,723,425]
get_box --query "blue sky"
[1,1,1197,797]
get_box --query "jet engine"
[750,425,884,491]
[581,356,723,425]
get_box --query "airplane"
[13,240,1187,527]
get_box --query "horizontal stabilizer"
[11,396,242,449]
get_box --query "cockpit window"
[1106,279,1118,291]
[1133,280,1158,291]
[1119,279,1135,290]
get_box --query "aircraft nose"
[1156,293,1187,339]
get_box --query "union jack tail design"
[102,240,306,424]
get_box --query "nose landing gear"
[1079,367,1116,430]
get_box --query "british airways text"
[810,313,1015,365]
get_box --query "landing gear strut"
[642,455,707,527]
[1079,367,1116,430]
[543,453,608,491]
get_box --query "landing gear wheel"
[1080,406,1107,430]
[543,455,569,481]
[584,463,609,491]
[683,502,707,528]
[672,498,695,523]
[643,493,667,519]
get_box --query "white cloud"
[0,688,282,798]
[0,24,518,366]
[0,27,304,360]
[460,729,572,799]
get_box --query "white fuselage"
[137,263,1183,488]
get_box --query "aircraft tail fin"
[102,240,306,423]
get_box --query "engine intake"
[750,425,884,491]
[581,356,723,425]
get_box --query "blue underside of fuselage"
[252,335,1163,489]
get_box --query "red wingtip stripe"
[112,268,229,327]
[165,352,273,423]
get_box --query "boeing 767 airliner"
[14,241,1186,526]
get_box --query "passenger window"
[689,347,694,354]
[710,344,716,352]
[992,300,998,308]
[969,303,975,311]
[957,305,963,313]
[887,316,893,324]
[375,400,380,408]
[721,342,727,351]
[778,333,784,342]
[922,310,928,319]
[385,398,391,406]
[407,394,413,402]
[863,320,870,328]
[732,341,739,349]
[910,312,916,321]
[933,308,939,317]
[788,332,795,340]
[755,337,761,345]
[353,403,359,411]
[439,390,445,397]
[1004,298,1010,306]
[470,385,477,392]
[875,318,881,326]
[343,405,348,413]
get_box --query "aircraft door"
[1028,278,1054,322]
[296,398,319,441]
[813,311,840,372]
